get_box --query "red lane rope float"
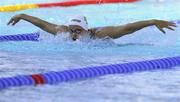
[0,0,140,12]
[38,0,140,8]
[31,74,45,85]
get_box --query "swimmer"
[8,14,177,41]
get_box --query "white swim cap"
[67,15,88,30]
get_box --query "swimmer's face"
[69,25,88,41]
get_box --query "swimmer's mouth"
[72,38,77,41]
[70,33,78,41]
[72,36,78,41]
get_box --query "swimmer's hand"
[153,20,177,34]
[7,14,24,26]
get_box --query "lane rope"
[0,32,39,42]
[0,0,140,12]
[0,56,180,89]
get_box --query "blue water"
[1,0,180,102]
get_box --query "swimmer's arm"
[94,20,176,39]
[7,14,68,35]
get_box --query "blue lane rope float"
[0,32,39,42]
[0,56,180,89]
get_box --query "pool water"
[0,0,180,102]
